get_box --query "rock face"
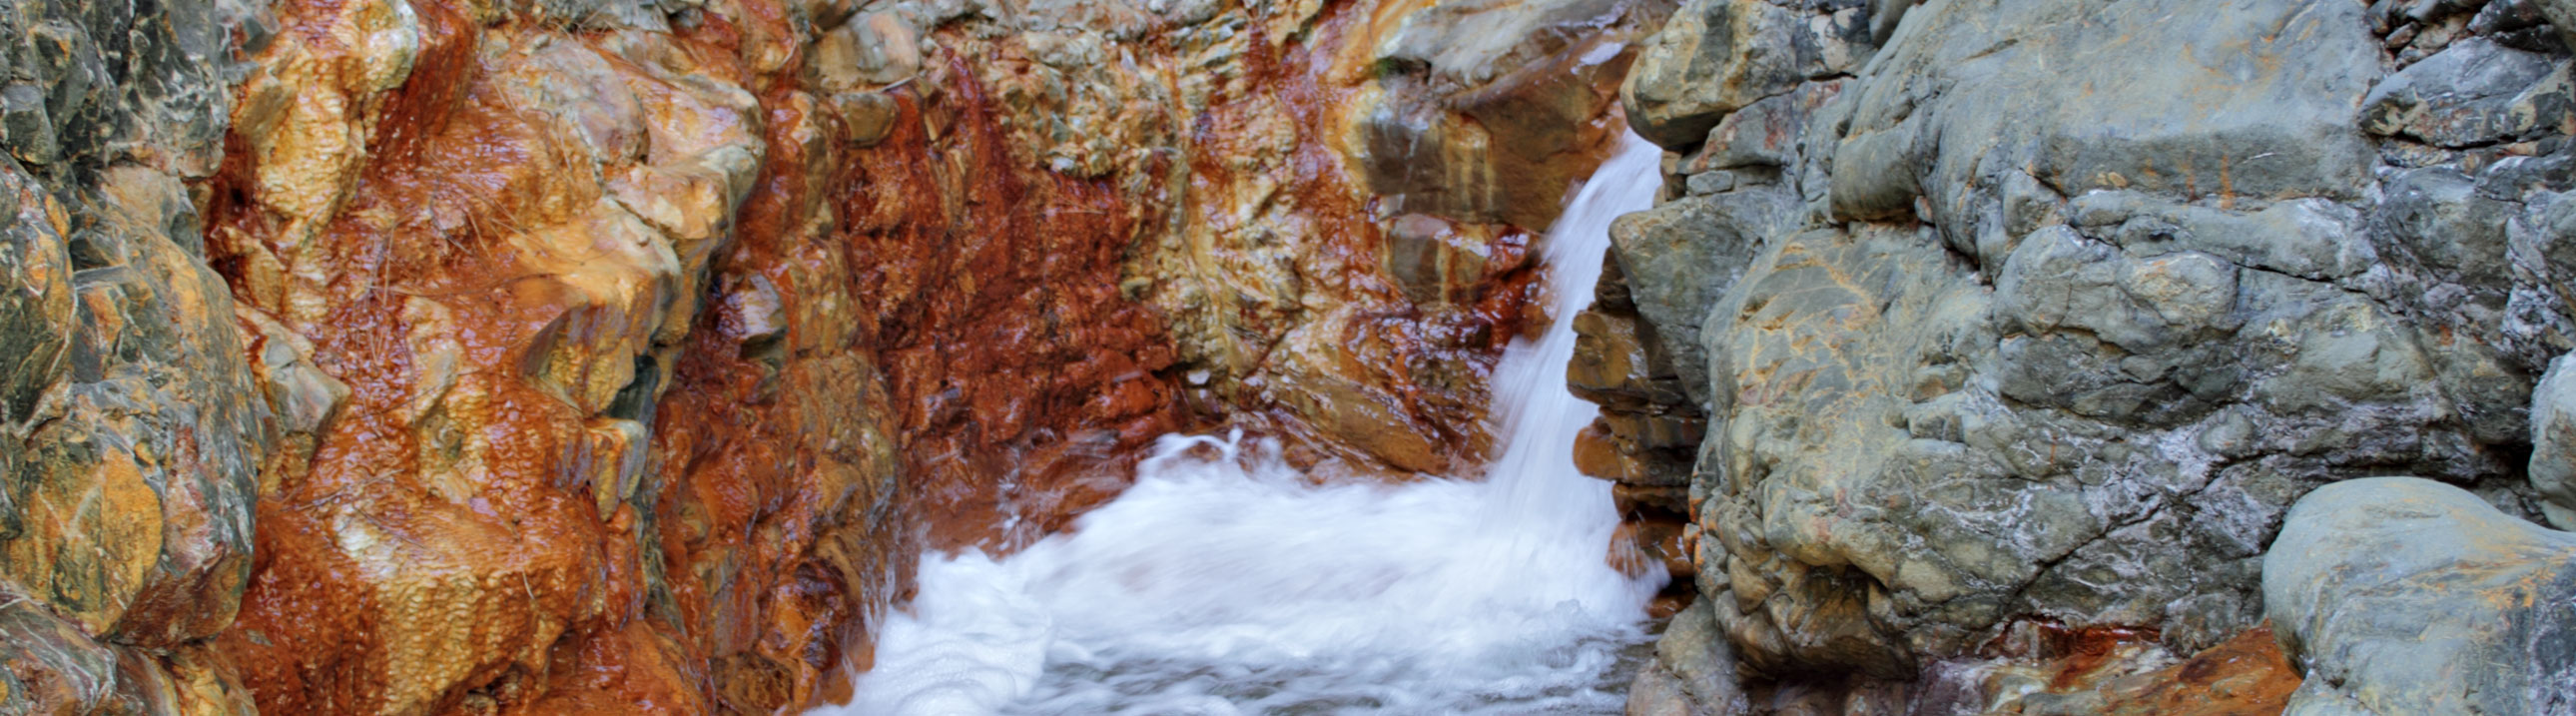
[0,0,274,711]
[1362,0,1670,231]
[2264,477,2576,715]
[202,0,873,709]
[1593,0,2576,708]
[0,0,1668,712]
[816,0,1672,548]
[2532,352,2576,526]
[1618,0,1867,148]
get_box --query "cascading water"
[824,133,1668,715]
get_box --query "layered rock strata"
[1597,0,2576,709]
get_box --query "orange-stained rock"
[1963,622,2302,715]
[1569,246,1704,605]
[156,0,1672,711]
[1610,515,1693,581]
[2094,626,2301,715]
[1354,0,1675,230]
[805,0,1674,546]
[805,55,1188,550]
[1119,0,1566,478]
[201,0,897,711]
[1612,481,1690,517]
[0,0,1667,708]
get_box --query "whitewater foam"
[823,133,1668,715]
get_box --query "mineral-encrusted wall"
[0,0,1671,711]
[202,1,835,710]
[1596,0,2576,711]
[778,0,1674,555]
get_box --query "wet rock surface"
[1364,0,1672,230]
[1591,0,2576,709]
[0,0,1669,711]
[202,1,839,709]
[804,0,1671,548]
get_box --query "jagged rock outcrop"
[1573,257,1705,595]
[2263,476,2576,715]
[201,0,884,710]
[1362,0,1669,231]
[0,0,1668,711]
[0,0,273,711]
[808,0,1673,549]
[1597,0,2576,709]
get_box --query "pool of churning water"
[819,133,1669,716]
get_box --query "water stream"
[823,133,1668,715]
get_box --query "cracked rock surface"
[1593,0,2576,708]
[2264,476,2576,715]
[0,0,273,711]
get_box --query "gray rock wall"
[1607,0,2576,705]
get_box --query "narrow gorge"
[0,0,2572,712]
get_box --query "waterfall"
[823,133,1668,715]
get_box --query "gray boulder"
[2533,353,2576,528]
[1619,0,1871,149]
[1607,189,1792,405]
[2360,38,2568,149]
[2263,476,2576,715]
[1597,0,2576,703]
[1624,597,1753,715]
[1680,0,2483,676]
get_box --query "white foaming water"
[824,134,1668,715]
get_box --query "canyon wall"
[0,0,1670,712]
[1595,0,2576,711]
